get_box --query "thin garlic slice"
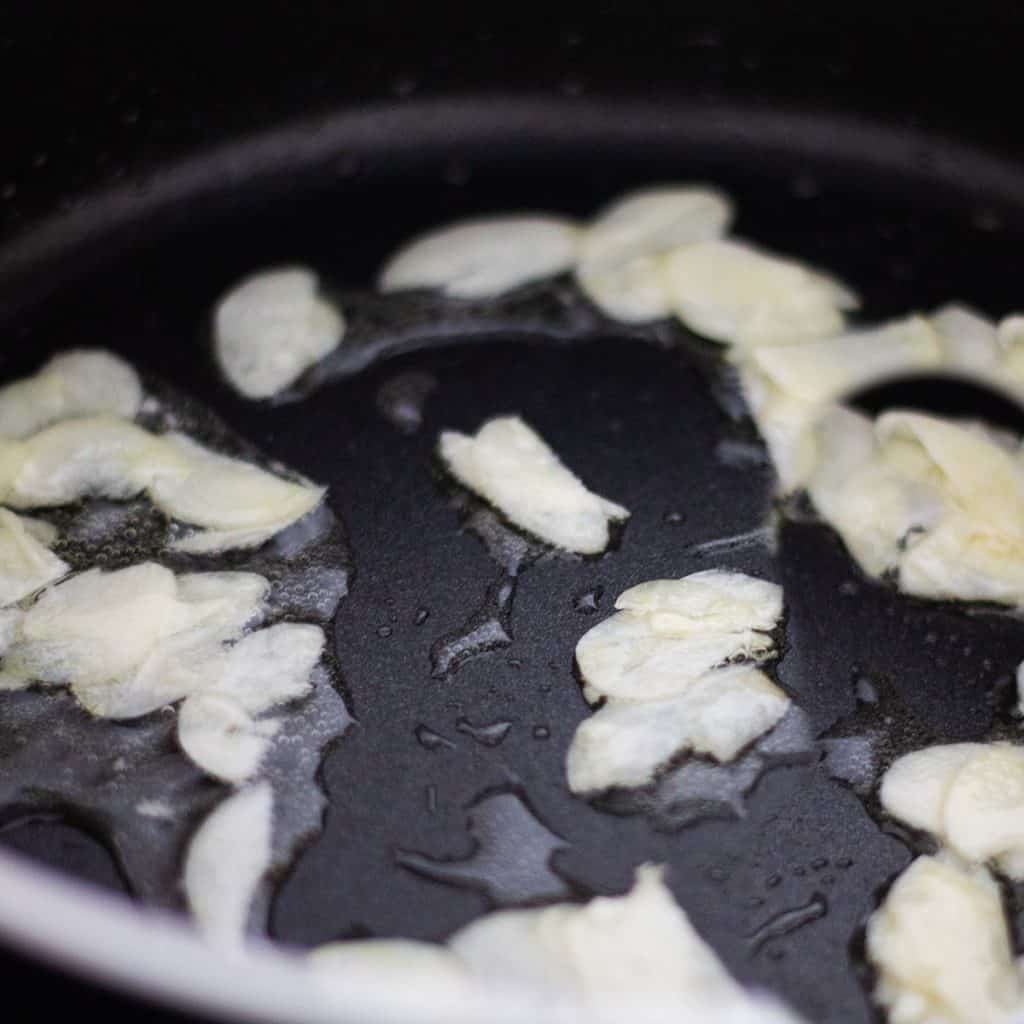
[747,315,942,404]
[438,415,629,554]
[379,216,580,299]
[177,693,279,784]
[184,783,273,949]
[931,304,1002,373]
[0,415,324,554]
[567,665,789,793]
[576,187,733,323]
[0,508,68,606]
[0,349,142,440]
[575,572,782,703]
[866,855,1023,1024]
[214,267,345,400]
[663,239,858,348]
[313,866,805,1023]
[0,563,267,717]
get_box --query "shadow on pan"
[2,6,1024,1024]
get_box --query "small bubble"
[532,725,551,740]
[377,625,393,638]
[414,608,430,626]
[746,895,766,908]
[924,632,938,645]
[425,784,438,814]
[793,866,806,877]
[507,658,523,670]
[663,510,685,525]
[811,857,829,870]
[708,867,728,882]
[838,581,859,597]
[766,874,782,888]
[836,857,854,869]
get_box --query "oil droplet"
[414,725,455,751]
[572,586,604,615]
[396,790,572,905]
[663,510,685,525]
[747,894,828,951]
[414,607,430,626]
[456,717,512,748]
[838,580,860,597]
[377,625,393,638]
[532,725,551,740]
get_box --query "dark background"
[1,2,1023,1020]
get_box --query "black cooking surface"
[1,81,1024,1024]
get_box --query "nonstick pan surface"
[2,10,1024,1024]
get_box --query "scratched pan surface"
[2,20,1024,1024]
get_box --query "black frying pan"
[2,4,1024,1022]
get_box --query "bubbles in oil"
[414,725,455,752]
[0,378,356,932]
[395,789,573,906]
[455,717,512,748]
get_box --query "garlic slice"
[177,694,280,784]
[866,855,1023,1024]
[0,563,267,717]
[379,216,580,299]
[184,783,273,949]
[747,315,942,404]
[0,508,68,606]
[214,267,345,400]
[0,349,142,440]
[882,743,1024,881]
[567,666,790,793]
[0,415,324,554]
[312,865,806,1023]
[663,239,858,348]
[439,415,629,554]
[576,187,733,323]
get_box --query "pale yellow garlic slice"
[567,666,789,793]
[576,187,732,323]
[0,349,142,440]
[177,693,280,785]
[663,239,858,348]
[153,433,325,553]
[998,315,1024,378]
[575,572,782,703]
[184,783,273,949]
[214,267,345,400]
[931,304,1002,374]
[0,508,68,606]
[438,415,629,554]
[738,365,823,492]
[0,563,267,717]
[806,407,944,578]
[379,217,580,299]
[311,865,806,1023]
[0,416,323,553]
[747,315,942,404]
[866,855,1023,1024]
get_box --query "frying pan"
[2,3,1024,1022]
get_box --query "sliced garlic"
[747,315,942,404]
[184,783,273,949]
[214,267,345,400]
[998,315,1024,378]
[379,216,580,299]
[0,508,68,606]
[575,572,782,703]
[576,187,733,323]
[866,855,1023,1024]
[438,415,629,554]
[663,239,858,348]
[0,563,267,717]
[153,433,325,553]
[882,743,1024,881]
[567,666,789,793]
[931,304,1002,374]
[177,693,279,784]
[0,349,142,440]
[0,415,324,554]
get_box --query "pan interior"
[1,98,1024,1024]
